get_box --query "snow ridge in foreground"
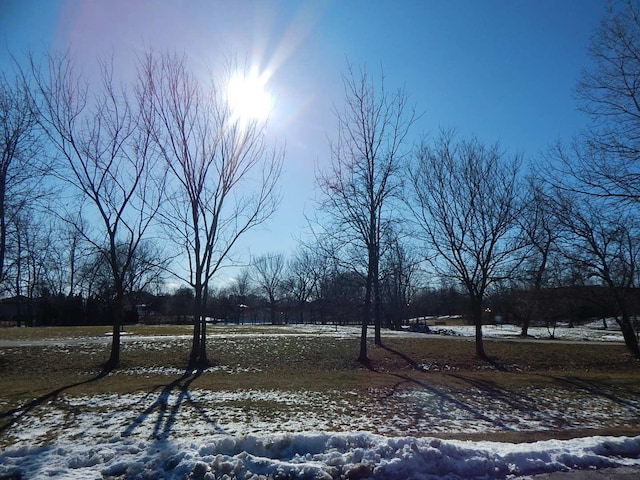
[2,433,640,479]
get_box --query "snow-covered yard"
[1,322,639,479]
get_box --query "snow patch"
[2,433,639,479]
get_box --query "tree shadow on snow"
[376,345,514,430]
[450,375,538,411]
[122,368,226,440]
[378,345,640,432]
[553,376,640,415]
[378,344,422,370]
[380,343,509,372]
[378,344,548,431]
[0,366,112,436]
[388,373,517,431]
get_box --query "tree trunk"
[367,241,382,346]
[299,300,305,323]
[190,315,201,365]
[471,298,487,359]
[107,293,123,369]
[269,296,277,324]
[199,315,208,367]
[190,284,203,367]
[358,320,368,363]
[619,315,640,358]
[520,316,530,337]
[359,274,373,363]
[373,260,382,346]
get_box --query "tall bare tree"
[283,247,321,323]
[6,208,54,304]
[226,268,253,324]
[409,131,523,359]
[380,235,418,330]
[139,52,283,367]
[553,190,640,357]
[317,64,415,362]
[0,70,41,290]
[545,0,640,357]
[555,0,640,200]
[252,253,285,324]
[30,52,163,368]
[514,176,559,336]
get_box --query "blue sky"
[0,0,606,286]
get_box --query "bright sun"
[227,71,273,122]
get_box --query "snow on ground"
[0,319,626,347]
[393,317,629,343]
[426,320,628,343]
[2,431,640,479]
[205,318,628,343]
[7,385,637,446]
[2,322,640,478]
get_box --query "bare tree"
[30,52,163,368]
[57,213,88,298]
[514,176,559,336]
[227,268,253,324]
[408,131,523,359]
[124,240,166,296]
[139,52,283,367]
[13,210,55,302]
[0,70,41,290]
[79,247,120,301]
[0,210,43,323]
[296,236,337,325]
[317,64,416,362]
[554,0,640,200]
[553,190,640,357]
[283,247,321,323]
[80,240,165,313]
[543,0,640,357]
[252,253,285,324]
[380,235,418,330]
[230,269,253,301]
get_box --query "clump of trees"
[2,0,640,365]
[1,50,282,369]
[137,52,283,367]
[546,0,640,357]
[316,65,416,362]
[408,132,523,359]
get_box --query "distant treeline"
[2,284,634,329]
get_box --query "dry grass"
[0,324,193,341]
[1,325,639,443]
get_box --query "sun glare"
[227,71,273,122]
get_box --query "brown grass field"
[1,324,639,446]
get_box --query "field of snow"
[413,318,629,343]
[1,322,639,479]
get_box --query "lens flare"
[227,70,273,122]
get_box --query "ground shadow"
[0,366,111,436]
[377,344,513,430]
[553,376,640,414]
[389,373,517,431]
[380,344,510,372]
[379,344,421,370]
[377,344,577,432]
[450,374,537,412]
[122,368,225,440]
